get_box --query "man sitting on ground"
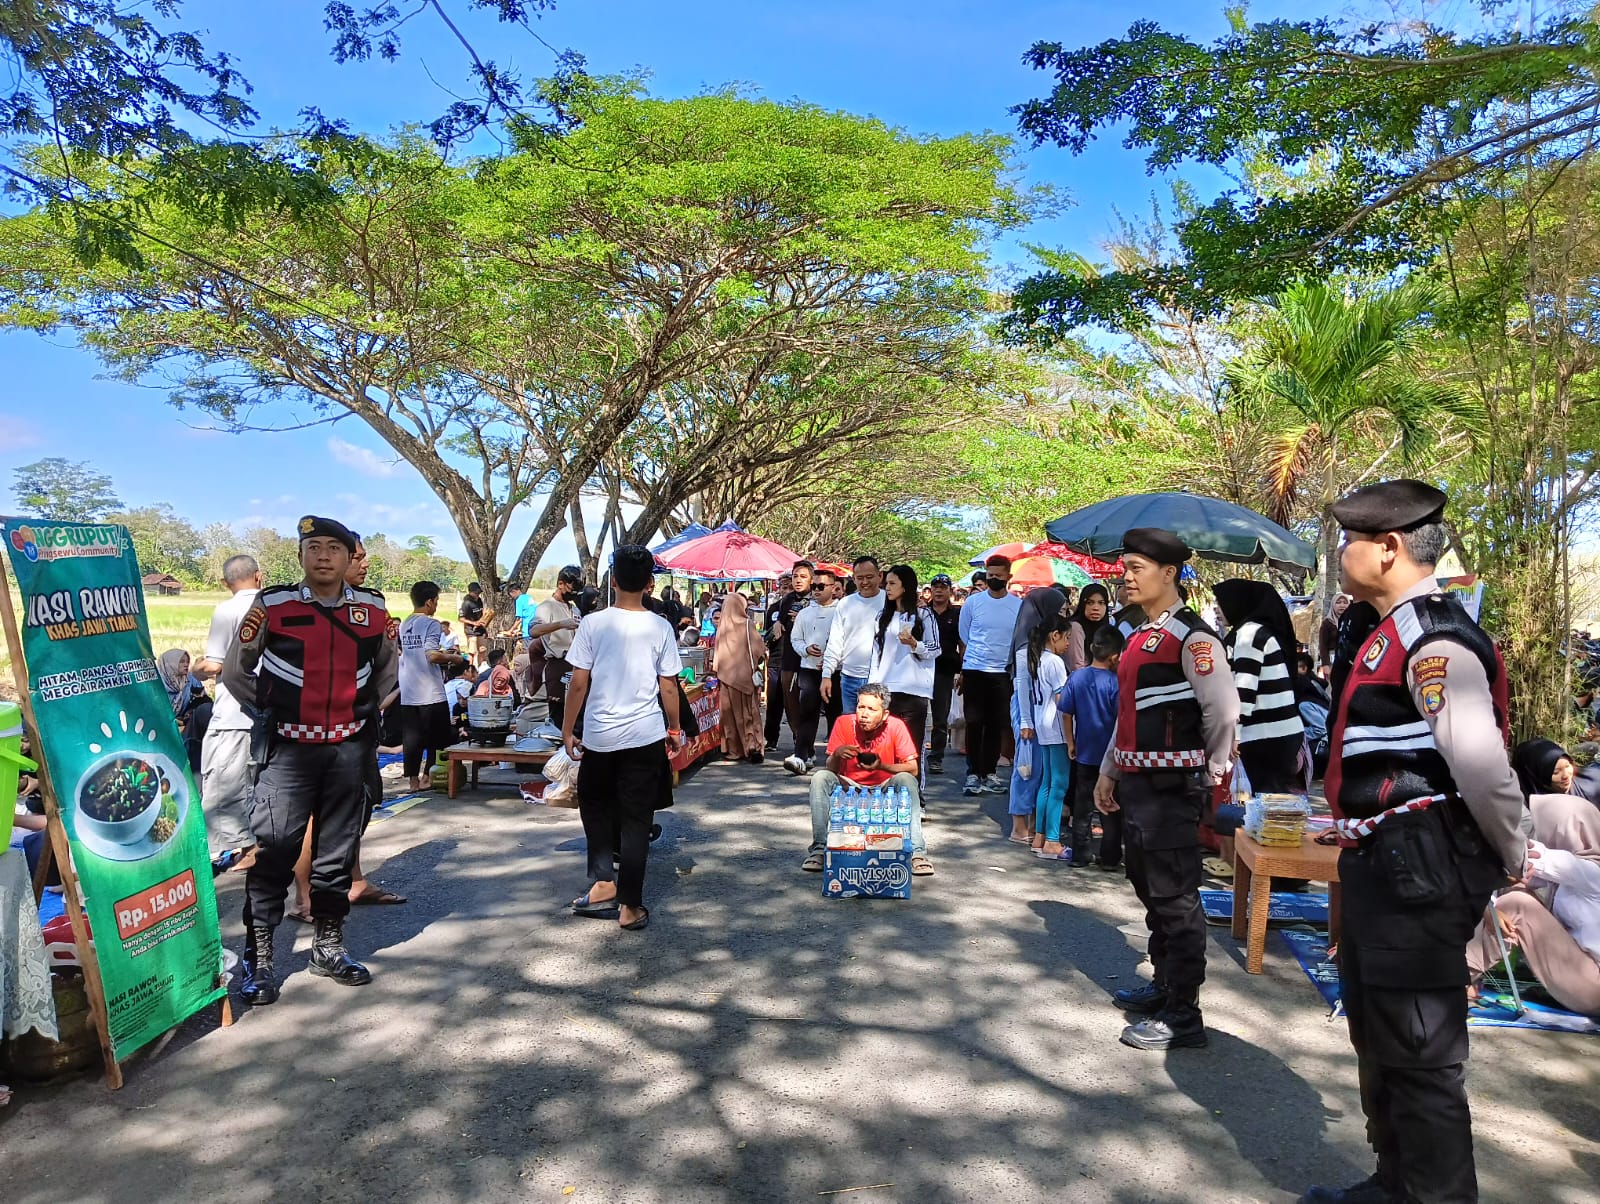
[802,683,933,877]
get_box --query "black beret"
[296,515,356,553]
[1330,479,1446,534]
[1122,527,1191,566]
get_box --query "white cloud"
[327,436,400,478]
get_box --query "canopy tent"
[970,540,1123,579]
[655,525,803,580]
[1044,492,1317,573]
[1007,555,1093,593]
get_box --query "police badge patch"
[1191,640,1216,675]
[238,604,266,644]
[1142,630,1165,653]
[1362,632,1390,671]
[1420,680,1446,715]
[348,606,369,627]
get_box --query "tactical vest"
[252,583,392,742]
[1325,592,1508,823]
[1113,607,1217,772]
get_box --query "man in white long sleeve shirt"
[784,570,839,773]
[820,557,885,718]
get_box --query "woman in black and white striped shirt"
[1214,580,1305,793]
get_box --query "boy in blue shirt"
[1058,625,1125,869]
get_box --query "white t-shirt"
[567,607,683,753]
[204,587,259,731]
[398,613,447,706]
[537,596,581,658]
[439,629,460,652]
[1033,649,1070,746]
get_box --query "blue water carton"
[823,845,912,899]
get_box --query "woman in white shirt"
[867,565,940,785]
[1468,792,1600,1015]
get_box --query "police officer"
[1299,482,1526,1204]
[223,517,398,1005]
[1095,528,1240,1051]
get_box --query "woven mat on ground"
[1200,888,1329,927]
[1278,927,1600,1034]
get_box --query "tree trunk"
[570,497,594,581]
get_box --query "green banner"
[3,517,225,1059]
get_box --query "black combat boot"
[1111,980,1168,1014]
[240,924,280,1005]
[309,917,372,986]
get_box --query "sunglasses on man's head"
[931,575,952,585]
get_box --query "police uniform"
[222,516,398,1005]
[1099,528,1241,1050]
[1303,481,1525,1204]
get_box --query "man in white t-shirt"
[562,545,683,932]
[397,580,468,790]
[193,553,263,865]
[529,565,585,728]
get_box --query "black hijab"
[1512,739,1570,801]
[1069,583,1112,645]
[1213,579,1297,660]
[1009,585,1068,662]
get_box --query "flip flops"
[621,907,650,931]
[571,891,620,917]
[351,884,406,905]
[1202,856,1234,879]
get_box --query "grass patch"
[1,588,229,691]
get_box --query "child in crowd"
[1058,625,1125,869]
[1031,614,1074,858]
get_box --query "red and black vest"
[1325,592,1508,824]
[1113,607,1217,772]
[253,583,392,742]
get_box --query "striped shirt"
[1226,620,1304,746]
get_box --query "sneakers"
[1119,1012,1207,1051]
[928,757,944,775]
[782,755,808,776]
[963,774,981,796]
[981,774,1007,794]
[1112,982,1168,1014]
[1297,1174,1399,1204]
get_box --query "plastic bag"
[1015,738,1033,781]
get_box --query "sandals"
[801,852,825,872]
[1202,856,1235,879]
[620,907,650,931]
[911,855,934,876]
[351,884,407,905]
[571,890,620,917]
[284,910,312,925]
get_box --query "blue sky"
[0,1,1306,566]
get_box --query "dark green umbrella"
[1043,492,1316,572]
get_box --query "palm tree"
[1224,277,1483,626]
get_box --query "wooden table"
[1232,830,1342,974]
[443,743,554,798]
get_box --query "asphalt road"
[3,753,1598,1203]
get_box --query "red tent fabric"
[1026,541,1124,579]
[655,529,804,580]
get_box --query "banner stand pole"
[0,555,122,1089]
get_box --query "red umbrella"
[656,528,804,580]
[1026,541,1124,579]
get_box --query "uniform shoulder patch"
[385,616,399,641]
[1412,654,1449,683]
[1361,632,1390,671]
[1190,638,1216,676]
[238,603,266,644]
[1420,680,1447,715]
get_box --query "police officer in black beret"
[223,516,398,1005]
[1095,528,1240,1050]
[1299,481,1526,1204]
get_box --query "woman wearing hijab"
[159,649,210,772]
[1005,585,1068,843]
[712,591,769,763]
[1512,738,1600,805]
[1065,583,1112,674]
[1213,580,1304,793]
[1467,793,1600,1014]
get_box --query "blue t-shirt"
[515,593,537,638]
[1058,665,1119,766]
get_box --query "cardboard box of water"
[823,784,913,899]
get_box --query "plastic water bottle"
[830,787,844,827]
[898,786,912,826]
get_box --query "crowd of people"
[15,479,1600,1203]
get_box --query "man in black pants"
[562,545,684,932]
[763,569,810,750]
[957,555,1021,795]
[1095,528,1239,1051]
[783,569,837,773]
[925,573,963,774]
[224,516,398,1005]
[1299,481,1526,1204]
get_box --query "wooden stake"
[0,555,123,1089]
